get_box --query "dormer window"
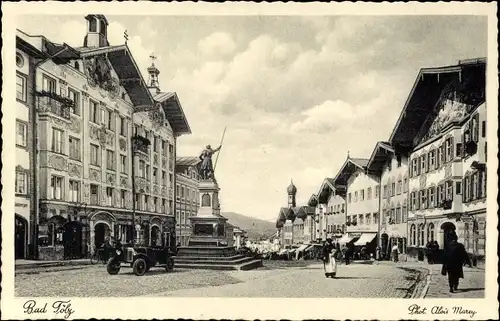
[74,61,80,71]
[89,17,97,32]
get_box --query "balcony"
[37,91,73,120]
[132,135,150,155]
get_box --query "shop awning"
[296,244,309,252]
[354,233,377,246]
[337,235,354,244]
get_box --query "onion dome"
[287,179,297,194]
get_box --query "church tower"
[287,179,297,208]
[147,53,161,95]
[83,14,110,48]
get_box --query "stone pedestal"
[176,178,262,270]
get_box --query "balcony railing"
[37,91,73,120]
[132,135,150,154]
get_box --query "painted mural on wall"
[83,55,120,99]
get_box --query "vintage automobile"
[106,244,175,276]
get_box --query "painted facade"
[18,14,191,260]
[389,58,486,261]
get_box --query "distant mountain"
[222,212,277,240]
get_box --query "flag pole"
[214,126,227,172]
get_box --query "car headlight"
[116,250,122,255]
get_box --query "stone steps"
[175,256,253,266]
[175,259,263,271]
[173,254,246,261]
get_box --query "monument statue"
[198,145,222,180]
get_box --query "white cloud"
[198,32,236,59]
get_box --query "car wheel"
[106,258,121,275]
[165,258,174,272]
[133,258,147,276]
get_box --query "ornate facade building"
[316,178,347,241]
[367,141,410,259]
[18,14,191,260]
[389,58,486,261]
[174,156,200,246]
[334,157,379,252]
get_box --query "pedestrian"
[322,238,337,278]
[391,243,399,262]
[432,240,440,263]
[441,231,472,293]
[425,240,433,263]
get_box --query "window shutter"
[415,192,420,210]
[477,171,483,199]
[409,160,413,178]
[449,138,454,162]
[474,114,480,142]
[424,154,429,173]
[462,178,466,203]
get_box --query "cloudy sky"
[17,15,487,222]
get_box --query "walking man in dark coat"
[442,231,472,293]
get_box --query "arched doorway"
[94,222,110,250]
[63,221,83,259]
[151,225,161,246]
[441,221,456,248]
[380,233,389,260]
[15,215,28,259]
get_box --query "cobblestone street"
[424,264,485,298]
[16,262,425,298]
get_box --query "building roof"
[154,92,191,135]
[389,58,486,149]
[79,45,155,111]
[333,157,370,186]
[366,141,395,175]
[316,177,346,203]
[287,180,297,194]
[307,194,318,207]
[276,207,290,228]
[176,156,201,166]
[16,29,79,62]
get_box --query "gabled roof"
[389,58,486,148]
[176,156,201,166]
[307,194,318,207]
[317,178,336,204]
[366,141,395,175]
[333,157,370,186]
[154,92,191,135]
[16,29,79,62]
[276,207,291,228]
[79,45,155,110]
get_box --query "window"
[455,181,462,195]
[42,75,56,93]
[120,155,127,174]
[427,223,435,242]
[106,187,114,206]
[105,109,114,131]
[396,155,402,167]
[360,189,365,201]
[366,213,371,225]
[176,185,180,200]
[420,155,427,173]
[162,199,167,213]
[417,224,425,246]
[420,190,427,209]
[146,165,150,180]
[439,145,445,165]
[437,184,445,205]
[90,100,99,123]
[120,117,127,136]
[403,178,408,193]
[153,197,158,212]
[410,192,417,210]
[445,138,453,162]
[16,121,27,147]
[410,224,416,246]
[471,173,478,200]
[359,214,364,225]
[106,150,115,170]
[90,144,99,166]
[162,140,167,157]
[375,185,380,198]
[464,176,471,202]
[456,143,462,157]
[69,180,80,202]
[428,150,435,170]
[367,187,372,200]
[480,170,487,198]
[435,147,441,168]
[395,207,401,224]
[482,121,486,138]
[445,181,453,200]
[153,136,158,152]
[354,191,358,202]
[144,195,150,210]
[89,17,97,32]
[169,173,173,184]
[68,88,80,115]
[348,193,352,203]
[69,137,81,160]
[90,184,99,205]
[15,172,27,194]
[51,128,64,153]
[428,187,435,207]
[139,160,146,178]
[162,171,167,185]
[181,186,185,199]
[16,74,26,101]
[412,159,418,177]
[50,176,63,199]
[120,190,126,208]
[153,168,158,183]
[391,182,396,196]
[396,180,402,195]
[402,205,407,223]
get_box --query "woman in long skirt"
[322,238,337,278]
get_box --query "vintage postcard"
[1,1,498,320]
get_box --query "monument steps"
[173,254,247,261]
[175,259,263,271]
[175,256,254,266]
